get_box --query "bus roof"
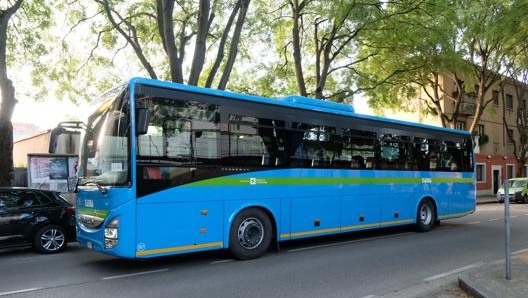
[129,77,471,137]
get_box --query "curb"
[459,272,499,298]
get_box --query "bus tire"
[229,208,272,260]
[416,199,436,232]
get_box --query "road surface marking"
[288,233,414,253]
[0,288,43,296]
[102,268,169,280]
[513,248,528,255]
[423,262,486,282]
[210,259,234,265]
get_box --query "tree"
[500,2,528,177]
[1,1,63,186]
[0,0,24,186]
[59,0,252,89]
[268,0,385,102]
[356,0,524,134]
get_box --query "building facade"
[390,75,526,196]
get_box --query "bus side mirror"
[49,127,66,153]
[48,121,86,154]
[135,100,150,136]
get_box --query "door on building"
[493,169,501,194]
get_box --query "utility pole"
[504,179,511,280]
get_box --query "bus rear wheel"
[229,208,272,260]
[416,199,436,232]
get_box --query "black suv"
[0,187,76,253]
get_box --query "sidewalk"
[459,251,528,298]
[454,195,528,298]
[476,195,497,204]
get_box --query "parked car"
[496,178,528,203]
[0,187,76,253]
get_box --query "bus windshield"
[77,87,130,187]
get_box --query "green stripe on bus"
[77,207,110,219]
[187,176,474,187]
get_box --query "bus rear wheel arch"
[416,198,437,232]
[229,207,273,260]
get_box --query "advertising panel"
[27,154,78,193]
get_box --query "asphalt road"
[1,203,528,298]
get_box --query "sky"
[12,97,87,130]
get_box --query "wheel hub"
[237,218,264,250]
[41,228,65,251]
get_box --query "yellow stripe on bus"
[136,241,224,256]
[279,218,414,239]
[439,210,474,219]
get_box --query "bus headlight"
[104,217,119,249]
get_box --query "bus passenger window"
[351,156,364,169]
[144,167,162,179]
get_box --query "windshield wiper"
[82,180,108,195]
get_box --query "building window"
[476,124,484,135]
[456,121,466,130]
[506,94,513,110]
[493,142,500,154]
[507,164,515,179]
[492,90,499,106]
[476,164,485,182]
[507,129,514,144]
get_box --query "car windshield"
[77,85,130,187]
[510,180,527,188]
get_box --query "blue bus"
[50,77,475,259]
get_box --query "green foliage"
[355,0,520,118]
[4,0,528,125]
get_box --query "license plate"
[85,199,94,208]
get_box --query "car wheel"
[416,199,436,232]
[523,195,528,204]
[34,224,67,254]
[229,208,272,260]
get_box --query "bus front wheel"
[229,208,272,260]
[416,199,436,232]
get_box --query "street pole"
[504,179,511,280]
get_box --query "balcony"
[460,94,476,115]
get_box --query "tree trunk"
[188,0,211,86]
[0,119,13,186]
[205,1,239,88]
[290,0,307,96]
[217,0,250,90]
[0,1,24,186]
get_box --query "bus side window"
[227,114,268,167]
[351,155,364,169]
[144,167,162,179]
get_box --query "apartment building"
[389,75,526,196]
